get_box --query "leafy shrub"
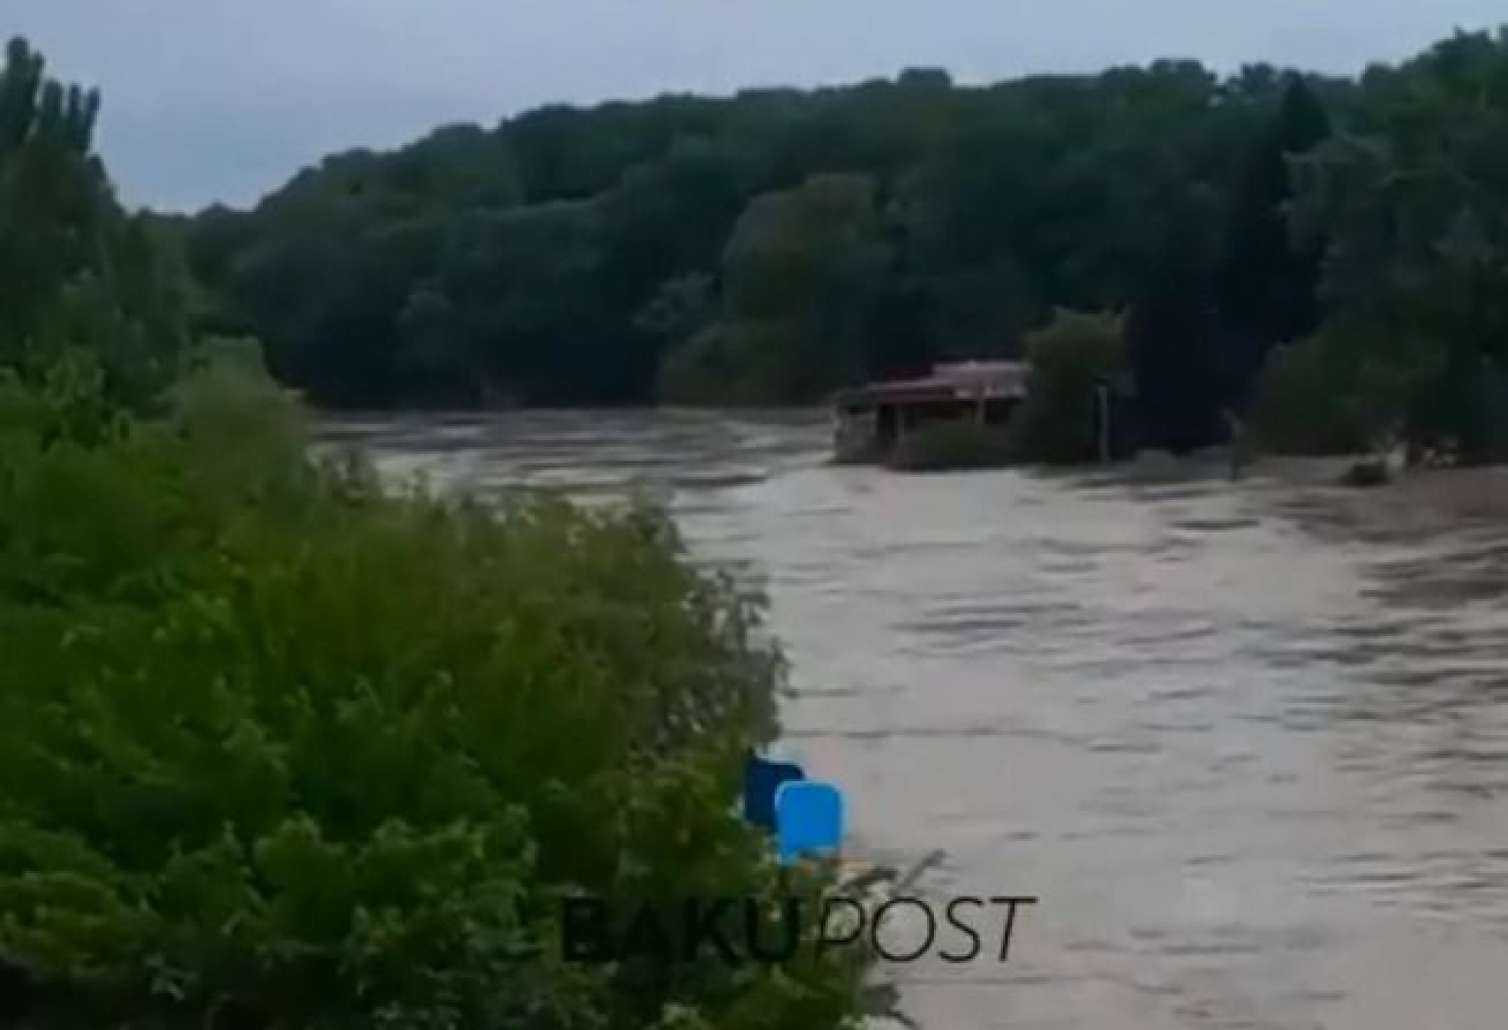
[1007,308,1126,465]
[1252,315,1508,465]
[3,37,864,1028]
[656,323,741,405]
[656,318,830,407]
[0,353,863,1029]
[1250,326,1432,456]
[887,420,1016,471]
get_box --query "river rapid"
[322,409,1508,1030]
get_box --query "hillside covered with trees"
[185,28,1508,459]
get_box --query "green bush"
[1007,308,1125,465]
[1253,323,1508,465]
[1250,327,1429,456]
[0,353,863,1029]
[887,420,1016,471]
[2,37,866,1027]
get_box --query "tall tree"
[1,36,185,414]
[665,173,890,403]
[1286,30,1508,460]
[1127,190,1225,453]
[1216,75,1332,405]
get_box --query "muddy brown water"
[322,409,1508,1030]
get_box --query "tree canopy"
[180,27,1508,459]
[184,60,1345,420]
[2,37,188,423]
[1280,30,1508,461]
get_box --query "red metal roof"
[833,361,1030,409]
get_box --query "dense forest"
[183,61,1339,414]
[182,28,1508,459]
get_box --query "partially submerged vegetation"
[1246,34,1508,468]
[888,420,1016,472]
[1006,309,1128,466]
[0,39,866,1028]
[880,309,1126,471]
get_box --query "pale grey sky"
[10,1,1506,211]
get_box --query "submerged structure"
[831,361,1030,463]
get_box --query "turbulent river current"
[324,409,1508,1030]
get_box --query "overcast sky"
[10,1,1506,212]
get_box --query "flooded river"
[323,409,1508,1030]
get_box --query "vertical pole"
[1097,385,1110,464]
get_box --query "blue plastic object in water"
[774,780,844,865]
[742,752,805,830]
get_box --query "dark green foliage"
[1249,327,1417,455]
[0,37,187,419]
[887,421,1015,472]
[0,355,863,1028]
[635,273,718,357]
[662,174,890,404]
[1215,76,1332,399]
[1,39,867,1029]
[1272,29,1508,461]
[166,29,1508,448]
[184,60,1321,409]
[152,25,1508,464]
[1007,309,1126,464]
[1126,193,1226,454]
